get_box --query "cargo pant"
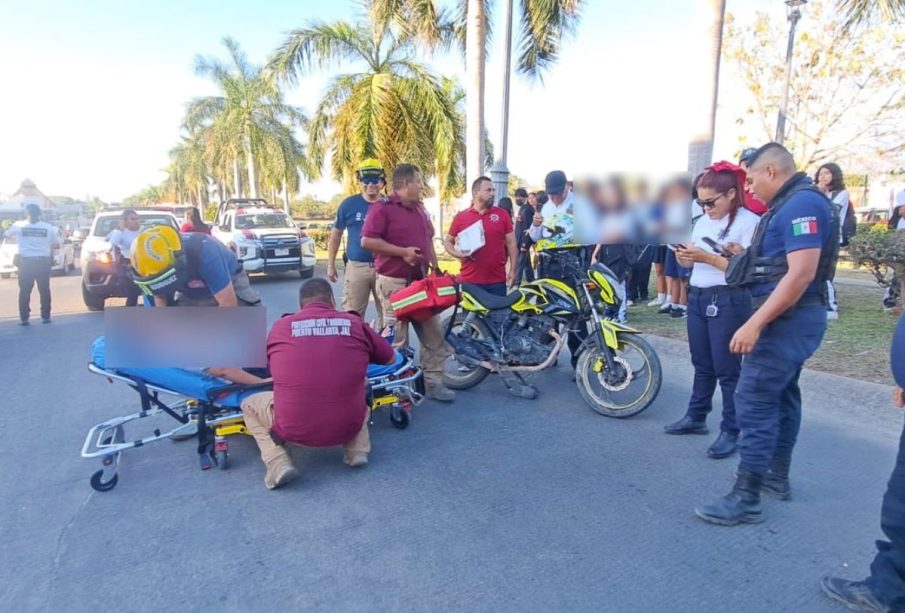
[17,255,52,322]
[175,270,262,307]
[241,391,370,469]
[734,305,827,475]
[343,261,383,328]
[376,274,449,390]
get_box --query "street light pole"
[491,0,515,203]
[775,0,806,144]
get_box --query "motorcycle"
[443,245,662,418]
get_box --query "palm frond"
[266,21,372,85]
[516,0,582,79]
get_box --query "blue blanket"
[91,337,406,407]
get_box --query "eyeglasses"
[696,192,727,209]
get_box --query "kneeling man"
[242,278,395,489]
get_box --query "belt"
[687,285,746,295]
[348,260,375,267]
[751,294,826,309]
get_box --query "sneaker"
[820,576,885,612]
[18,320,29,326]
[42,318,51,324]
[657,302,673,314]
[343,451,369,468]
[626,300,634,307]
[647,297,664,307]
[670,307,687,319]
[265,457,299,490]
[428,385,456,403]
[827,310,839,320]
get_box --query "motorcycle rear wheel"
[576,335,662,418]
[441,312,492,390]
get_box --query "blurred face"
[473,180,495,207]
[401,172,423,202]
[817,167,833,188]
[549,185,569,205]
[124,214,141,231]
[696,186,735,220]
[528,193,537,207]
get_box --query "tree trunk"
[687,0,726,177]
[233,159,242,198]
[466,0,487,190]
[244,135,259,199]
[281,179,290,215]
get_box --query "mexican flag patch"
[792,216,818,236]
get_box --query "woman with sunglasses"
[665,161,760,459]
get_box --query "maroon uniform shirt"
[267,301,394,446]
[448,206,513,285]
[360,193,434,280]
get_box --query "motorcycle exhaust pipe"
[470,330,566,373]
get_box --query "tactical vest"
[725,174,839,308]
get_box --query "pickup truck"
[211,199,316,278]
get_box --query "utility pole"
[491,0,515,203]
[775,0,806,144]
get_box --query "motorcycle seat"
[460,283,521,310]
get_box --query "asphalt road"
[0,267,900,611]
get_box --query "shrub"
[847,226,905,307]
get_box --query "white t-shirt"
[689,208,760,288]
[527,191,575,244]
[5,221,60,257]
[830,190,850,243]
[109,228,140,255]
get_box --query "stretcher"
[81,337,424,492]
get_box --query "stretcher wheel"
[390,405,410,429]
[90,470,118,492]
[216,450,228,470]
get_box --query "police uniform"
[734,172,838,481]
[7,219,58,323]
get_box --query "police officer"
[821,314,905,611]
[7,204,60,325]
[695,143,839,526]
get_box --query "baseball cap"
[545,171,568,196]
[514,187,528,198]
[738,147,759,165]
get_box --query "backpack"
[839,197,857,246]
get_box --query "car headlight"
[91,250,114,264]
[302,241,316,256]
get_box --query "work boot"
[820,576,886,612]
[264,455,298,490]
[695,468,764,526]
[762,455,792,500]
[664,415,709,435]
[427,385,456,403]
[343,451,369,468]
[707,432,738,459]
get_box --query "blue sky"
[0,0,781,201]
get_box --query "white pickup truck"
[211,199,316,278]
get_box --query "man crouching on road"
[240,278,395,490]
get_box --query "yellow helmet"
[131,226,181,277]
[356,158,385,182]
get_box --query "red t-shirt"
[448,206,513,285]
[179,222,212,235]
[360,193,434,280]
[267,302,395,447]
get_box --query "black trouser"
[628,252,653,302]
[537,246,593,370]
[17,256,52,321]
[119,261,141,307]
[866,416,905,608]
[516,247,535,283]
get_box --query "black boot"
[706,432,738,459]
[664,415,709,435]
[695,468,764,526]
[762,455,792,500]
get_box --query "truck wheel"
[82,282,105,312]
[299,267,315,279]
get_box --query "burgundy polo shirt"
[361,193,434,280]
[448,205,513,285]
[267,302,395,447]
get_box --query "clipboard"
[456,219,485,256]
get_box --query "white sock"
[676,304,687,311]
[657,293,667,301]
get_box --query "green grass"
[628,279,898,384]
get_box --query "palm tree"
[837,0,905,30]
[185,37,307,201]
[375,0,582,188]
[266,18,465,193]
[688,0,727,177]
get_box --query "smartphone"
[670,243,686,250]
[701,237,732,257]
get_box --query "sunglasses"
[360,176,382,185]
[696,191,728,209]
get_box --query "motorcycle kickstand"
[500,371,539,400]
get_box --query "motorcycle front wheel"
[575,335,662,418]
[441,312,492,390]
